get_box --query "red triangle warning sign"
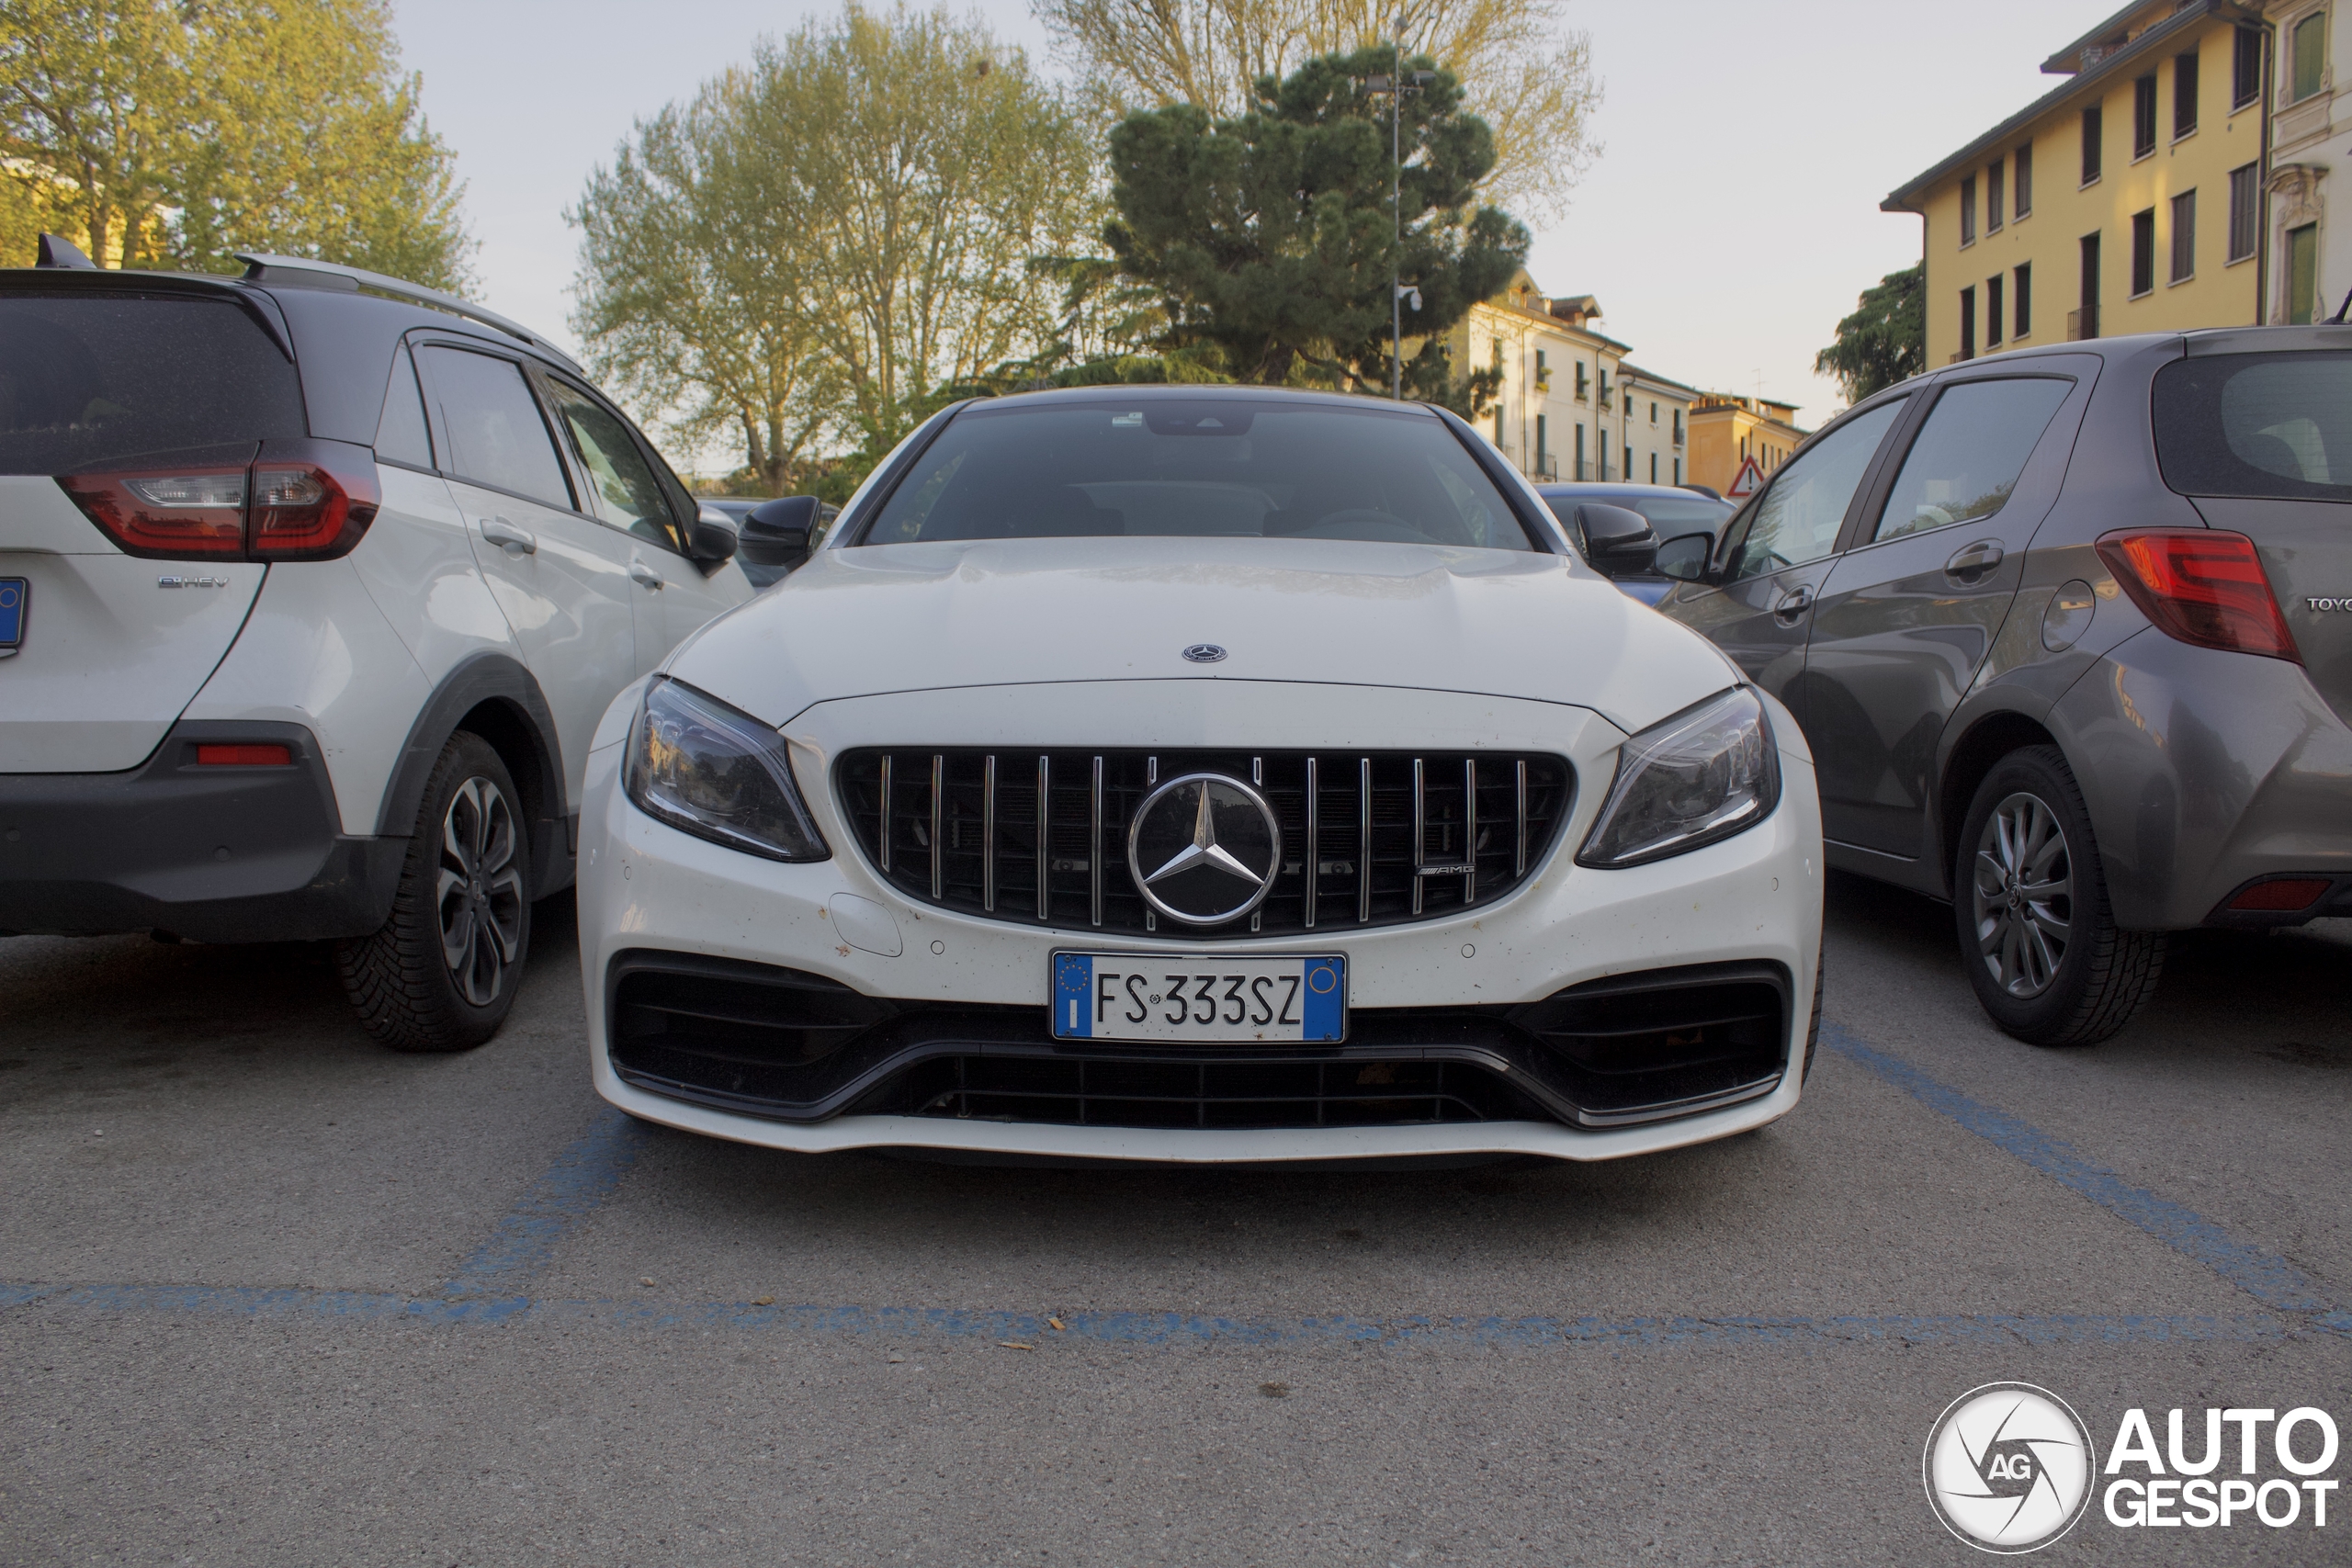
[1725,456,1764,499]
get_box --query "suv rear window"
[859,398,1538,551]
[2154,351,2352,502]
[0,293,304,475]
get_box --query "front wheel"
[337,732,532,1052]
[1952,746,2162,1046]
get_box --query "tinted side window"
[1871,378,2072,541]
[542,378,684,551]
[1723,399,1905,581]
[0,294,304,474]
[375,344,433,469]
[417,346,571,508]
[2154,351,2352,502]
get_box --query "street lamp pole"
[1361,18,1430,401]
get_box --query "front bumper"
[2052,630,2352,931]
[0,720,403,942]
[577,681,1824,1163]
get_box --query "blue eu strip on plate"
[0,579,25,650]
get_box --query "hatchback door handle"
[629,560,665,591]
[1944,539,2005,581]
[1772,585,1814,623]
[480,516,536,555]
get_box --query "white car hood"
[671,536,1737,735]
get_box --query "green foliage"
[1103,46,1528,401]
[1815,262,1926,404]
[0,0,472,288]
[572,4,1098,491]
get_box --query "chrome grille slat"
[837,749,1571,941]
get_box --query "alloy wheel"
[1969,790,2073,1000]
[436,775,526,1007]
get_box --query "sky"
[393,0,2110,466]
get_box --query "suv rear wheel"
[337,732,531,1051]
[1953,746,2163,1046]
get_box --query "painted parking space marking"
[4,1023,2345,1348]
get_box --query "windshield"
[2154,351,2352,503]
[858,398,1538,551]
[0,292,304,474]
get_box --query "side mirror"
[1576,502,1657,580]
[687,508,740,564]
[739,495,820,572]
[1654,530,1715,583]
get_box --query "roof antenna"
[2331,287,2352,326]
[35,233,96,269]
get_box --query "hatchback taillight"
[2094,528,2301,663]
[59,440,381,562]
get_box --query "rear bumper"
[2052,630,2352,931]
[0,720,403,942]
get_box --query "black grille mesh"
[834,749,1572,938]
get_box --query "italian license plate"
[1052,952,1346,1043]
[0,578,23,654]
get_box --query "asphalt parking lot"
[2,874,2346,1566]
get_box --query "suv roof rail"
[233,252,582,373]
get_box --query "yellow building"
[1885,0,2271,360]
[1686,393,1807,498]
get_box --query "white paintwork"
[349,466,522,691]
[445,476,639,815]
[628,543,752,680]
[180,557,435,835]
[580,592,1826,1161]
[0,479,266,773]
[671,536,1737,739]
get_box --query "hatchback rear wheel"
[337,732,532,1052]
[1953,746,2162,1046]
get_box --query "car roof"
[968,383,1442,417]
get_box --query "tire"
[337,732,532,1052]
[1952,745,2163,1047]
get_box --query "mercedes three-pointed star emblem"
[1125,772,1283,926]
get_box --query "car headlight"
[624,677,829,862]
[1577,686,1780,868]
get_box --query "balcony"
[2067,306,2098,340]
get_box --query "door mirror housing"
[739,495,820,571]
[1576,502,1658,580]
[1654,530,1715,582]
[686,508,741,564]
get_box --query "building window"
[1987,276,2005,345]
[1533,348,1548,391]
[1674,457,1681,485]
[1495,406,1504,445]
[1987,161,2006,231]
[2291,11,2325,103]
[1599,369,1611,405]
[1575,361,1589,400]
[1649,400,1658,424]
[2077,232,2101,339]
[1960,285,1976,361]
[1960,175,1977,244]
[2170,189,2197,283]
[1575,422,1586,479]
[2133,74,2158,159]
[1672,409,1684,445]
[1650,452,1658,483]
[2015,262,2032,338]
[2015,141,2033,217]
[2228,162,2259,261]
[2081,105,2103,184]
[1623,390,1634,416]
[2132,208,2156,296]
[2234,25,2265,108]
[2287,223,2319,322]
[2174,51,2199,139]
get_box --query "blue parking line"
[1820,1021,2339,1316]
[0,1279,2335,1349]
[435,1106,650,1300]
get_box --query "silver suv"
[1653,326,2350,1045]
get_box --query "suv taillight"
[2094,528,2301,663]
[59,440,381,562]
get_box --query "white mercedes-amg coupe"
[576,387,1823,1163]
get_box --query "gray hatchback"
[1653,326,2351,1046]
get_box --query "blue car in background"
[1536,482,1734,605]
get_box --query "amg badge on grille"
[1181,643,1227,662]
[1126,773,1281,925]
